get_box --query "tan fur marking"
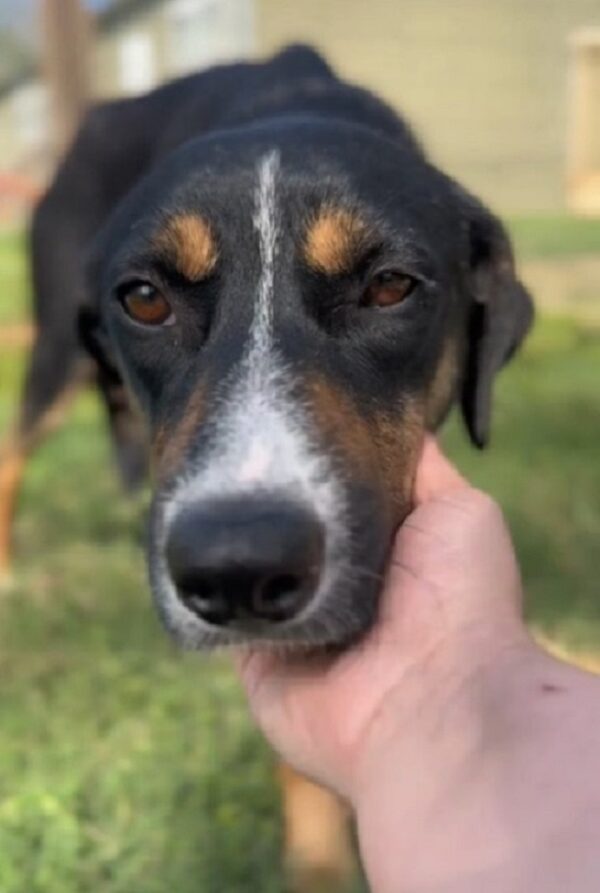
[152,386,205,481]
[372,402,424,513]
[0,445,26,577]
[0,376,85,579]
[279,763,354,892]
[308,378,377,478]
[155,214,217,281]
[308,377,424,522]
[426,339,459,429]
[304,207,373,275]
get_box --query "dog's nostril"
[253,573,306,621]
[165,496,324,629]
[179,579,232,625]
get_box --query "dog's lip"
[176,596,317,639]
[197,614,299,637]
[179,624,335,650]
[162,577,381,650]
[159,585,343,647]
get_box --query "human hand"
[235,435,529,801]
[237,437,600,893]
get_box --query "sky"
[0,1,33,33]
[0,1,112,38]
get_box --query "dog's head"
[86,120,532,648]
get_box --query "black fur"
[23,45,533,646]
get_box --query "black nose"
[165,497,324,627]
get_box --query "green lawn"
[0,230,29,325]
[508,213,600,260]
[0,223,599,892]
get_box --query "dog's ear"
[79,224,123,384]
[460,198,534,448]
[78,304,121,385]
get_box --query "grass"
[0,222,599,891]
[0,230,30,326]
[443,316,600,650]
[507,213,600,260]
[0,367,286,893]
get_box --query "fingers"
[235,648,321,706]
[413,435,468,505]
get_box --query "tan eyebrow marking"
[154,213,218,281]
[303,207,374,275]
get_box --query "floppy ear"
[78,222,124,382]
[78,304,148,489]
[78,303,122,384]
[460,201,534,448]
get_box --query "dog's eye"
[119,282,174,326]
[363,271,416,308]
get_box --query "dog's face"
[88,121,532,648]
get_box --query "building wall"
[0,0,256,212]
[0,80,50,175]
[1,0,599,215]
[93,0,255,98]
[256,0,600,213]
[0,95,19,171]
[93,7,171,97]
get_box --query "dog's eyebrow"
[303,206,378,275]
[153,213,218,281]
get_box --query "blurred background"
[0,2,599,891]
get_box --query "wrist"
[351,639,600,893]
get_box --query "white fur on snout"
[238,443,273,484]
[151,151,350,646]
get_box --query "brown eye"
[363,271,416,308]
[119,282,174,326]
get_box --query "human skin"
[237,436,600,892]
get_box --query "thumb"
[413,435,468,505]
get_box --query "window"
[11,82,49,152]
[167,0,255,75]
[119,30,156,95]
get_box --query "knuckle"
[442,488,504,529]
[469,489,505,527]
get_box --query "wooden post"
[567,28,600,214]
[40,0,92,157]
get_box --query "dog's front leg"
[279,763,356,892]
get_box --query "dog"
[1,44,533,890]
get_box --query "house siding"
[1,0,599,214]
[256,0,600,212]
